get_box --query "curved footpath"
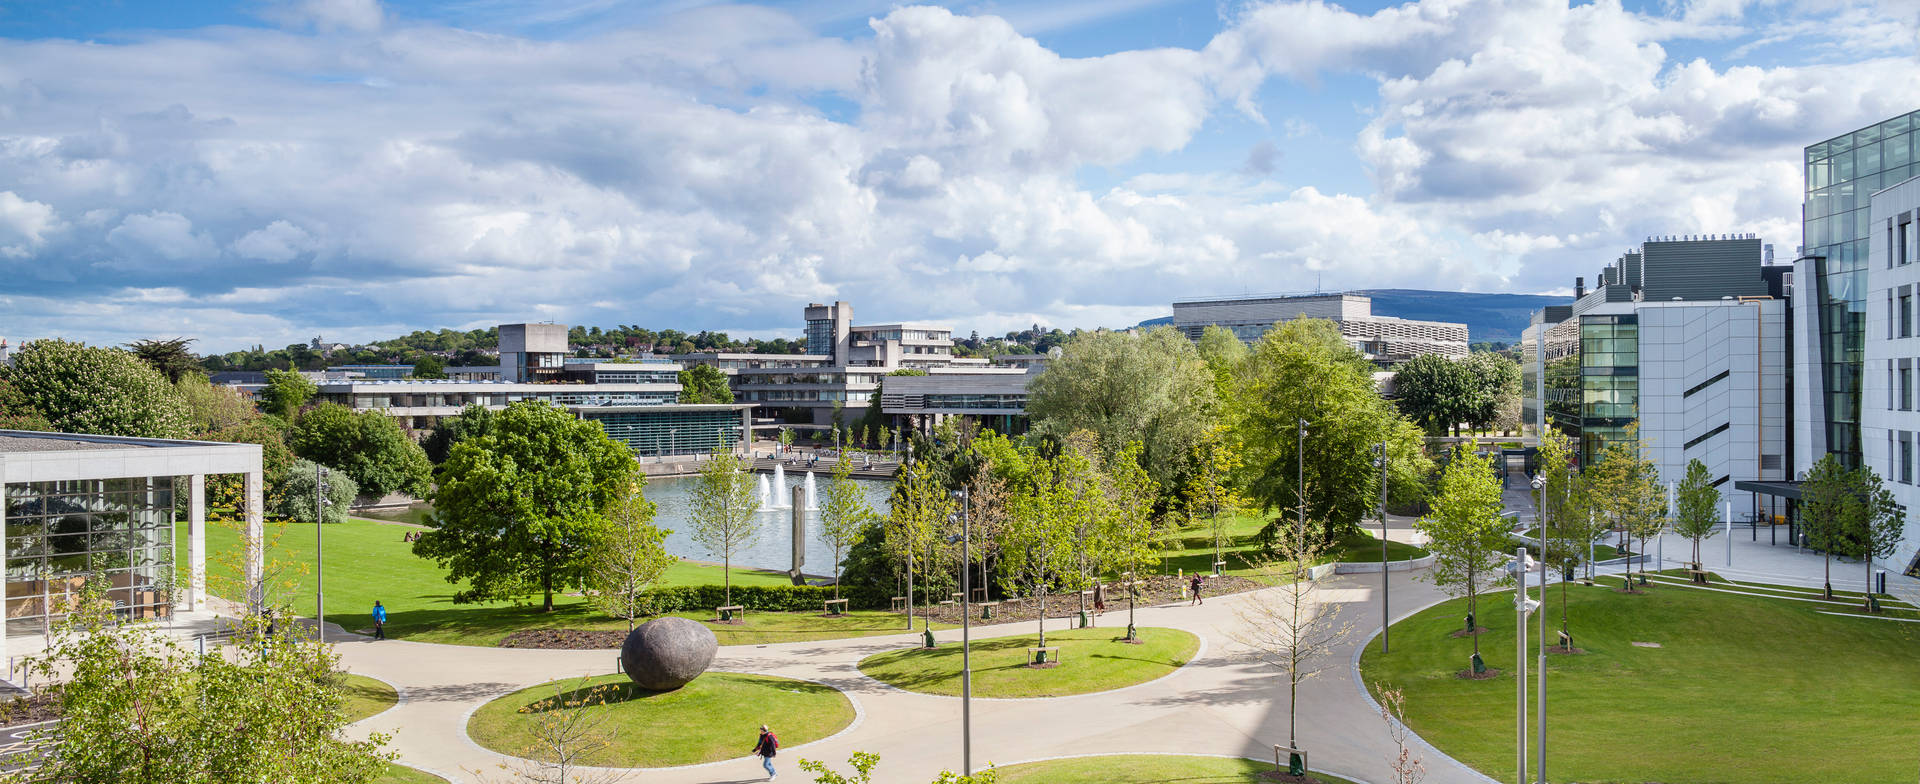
[336,571,1489,784]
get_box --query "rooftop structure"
[1171,292,1467,364]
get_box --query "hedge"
[639,584,887,614]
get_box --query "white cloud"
[105,212,219,263]
[0,191,59,259]
[264,0,385,33]
[230,220,316,262]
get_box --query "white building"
[1860,175,1920,573]
[1172,293,1468,364]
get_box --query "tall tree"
[1235,319,1433,544]
[1845,466,1905,611]
[677,364,733,404]
[1413,444,1509,672]
[1103,439,1160,640]
[1801,454,1853,599]
[277,458,358,524]
[686,451,761,606]
[421,404,498,464]
[588,479,675,631]
[887,458,957,631]
[126,337,201,384]
[1461,352,1522,434]
[1533,422,1584,637]
[1,338,191,438]
[175,374,257,435]
[259,367,318,421]
[289,403,433,498]
[819,457,877,601]
[1671,458,1722,578]
[1393,353,1476,436]
[997,448,1079,649]
[1194,324,1248,402]
[411,355,447,379]
[1026,326,1217,492]
[413,401,638,611]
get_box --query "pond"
[356,469,894,576]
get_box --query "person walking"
[1092,581,1106,625]
[753,724,779,780]
[1189,573,1204,606]
[371,600,388,640]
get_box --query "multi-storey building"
[1522,237,1790,506]
[1171,293,1467,364]
[1859,174,1920,571]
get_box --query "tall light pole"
[1374,443,1389,654]
[1531,479,1548,784]
[316,464,330,637]
[950,488,972,776]
[1514,545,1540,784]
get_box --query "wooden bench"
[978,601,1001,619]
[1026,646,1061,666]
[823,598,849,616]
[716,605,744,622]
[890,596,908,613]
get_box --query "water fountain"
[772,463,787,508]
[757,474,771,509]
[804,472,818,511]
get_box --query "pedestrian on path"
[1189,573,1204,605]
[371,601,388,640]
[753,724,779,780]
[1092,581,1106,623]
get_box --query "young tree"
[1376,683,1427,784]
[1801,454,1853,599]
[887,459,956,632]
[820,457,878,600]
[175,373,257,435]
[1230,515,1353,773]
[1103,440,1159,640]
[1671,458,1722,580]
[1533,423,1583,637]
[1583,424,1663,585]
[1,338,192,438]
[997,449,1077,649]
[495,678,629,784]
[1059,431,1115,621]
[278,458,359,524]
[260,366,318,421]
[289,403,433,499]
[1185,424,1243,575]
[687,451,761,607]
[1845,466,1905,611]
[1413,444,1509,672]
[588,480,675,631]
[779,427,794,454]
[414,401,638,611]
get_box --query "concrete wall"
[1636,300,1787,503]
[1863,176,1920,573]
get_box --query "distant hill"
[1133,289,1570,345]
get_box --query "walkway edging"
[1334,554,1436,575]
[1346,592,1502,784]
[989,751,1377,784]
[852,628,1210,703]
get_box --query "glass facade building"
[1805,110,1920,466]
[579,407,747,456]
[5,478,176,624]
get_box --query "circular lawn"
[858,626,1199,698]
[992,754,1360,783]
[468,671,853,768]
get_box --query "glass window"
[1901,293,1912,336]
[1900,359,1912,410]
[1838,150,1857,182]
[1901,431,1913,484]
[1890,133,1913,170]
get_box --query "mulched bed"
[0,693,60,728]
[1546,645,1586,655]
[1256,772,1327,783]
[1449,626,1490,638]
[1455,667,1503,680]
[499,628,626,649]
[916,575,1262,627]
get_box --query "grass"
[858,626,1199,698]
[341,673,398,723]
[991,755,1360,784]
[376,764,447,784]
[188,516,792,646]
[560,609,955,646]
[1157,513,1427,581]
[1516,528,1619,561]
[468,671,853,767]
[1360,580,1920,783]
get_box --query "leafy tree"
[1461,351,1522,434]
[819,457,877,600]
[1,338,191,438]
[1844,466,1905,611]
[588,479,675,630]
[677,364,733,404]
[996,445,1079,649]
[800,751,881,784]
[422,404,497,464]
[1587,424,1665,587]
[259,367,318,421]
[204,418,297,514]
[16,587,391,783]
[1234,319,1432,544]
[1532,424,1585,636]
[126,337,201,384]
[1413,444,1509,672]
[1103,439,1159,640]
[887,458,957,632]
[413,401,638,610]
[1801,454,1853,598]
[1671,458,1722,574]
[1026,326,1217,492]
[1230,520,1352,773]
[290,403,432,498]
[1185,424,1243,573]
[277,458,358,524]
[0,379,53,431]
[686,451,761,606]
[1194,324,1248,400]
[411,355,447,379]
[1392,353,1475,436]
[175,374,257,435]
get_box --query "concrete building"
[879,367,1034,434]
[1859,174,1920,572]
[1171,293,1467,364]
[1522,236,1789,508]
[0,430,264,661]
[499,323,571,383]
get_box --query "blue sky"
[0,0,1915,351]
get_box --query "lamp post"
[1528,476,1549,784]
[949,488,972,776]
[1513,545,1541,784]
[316,465,330,637]
[1374,443,1389,654]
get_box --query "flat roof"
[0,430,264,482]
[572,403,754,413]
[0,434,148,453]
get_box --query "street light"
[1511,545,1542,784]
[948,488,973,776]
[1373,443,1389,654]
[316,464,330,638]
[1526,474,1551,784]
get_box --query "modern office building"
[0,430,264,661]
[1795,109,1920,469]
[327,364,415,380]
[879,367,1034,434]
[1522,237,1789,505]
[1859,174,1920,571]
[1171,293,1468,364]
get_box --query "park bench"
[823,598,849,616]
[1026,646,1061,666]
[890,596,908,613]
[716,605,744,622]
[978,601,1000,619]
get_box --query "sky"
[0,0,1916,353]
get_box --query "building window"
[1903,287,1914,337]
[1901,218,1912,266]
[1890,290,1898,339]
[1901,359,1912,411]
[1901,431,1913,484]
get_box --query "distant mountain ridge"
[1134,289,1570,345]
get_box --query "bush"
[639,584,851,613]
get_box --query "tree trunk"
[1467,564,1480,659]
[833,546,842,601]
[542,567,554,612]
[725,553,733,607]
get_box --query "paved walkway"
[337,571,1491,784]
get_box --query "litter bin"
[1877,569,1888,596]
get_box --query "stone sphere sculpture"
[620,616,718,691]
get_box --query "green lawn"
[991,755,1358,784]
[376,763,447,784]
[1361,581,1920,783]
[528,609,956,647]
[1158,514,1427,580]
[469,672,853,767]
[858,626,1199,698]
[341,673,398,723]
[188,517,792,646]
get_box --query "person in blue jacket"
[372,601,388,640]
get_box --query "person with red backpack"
[753,724,779,780]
